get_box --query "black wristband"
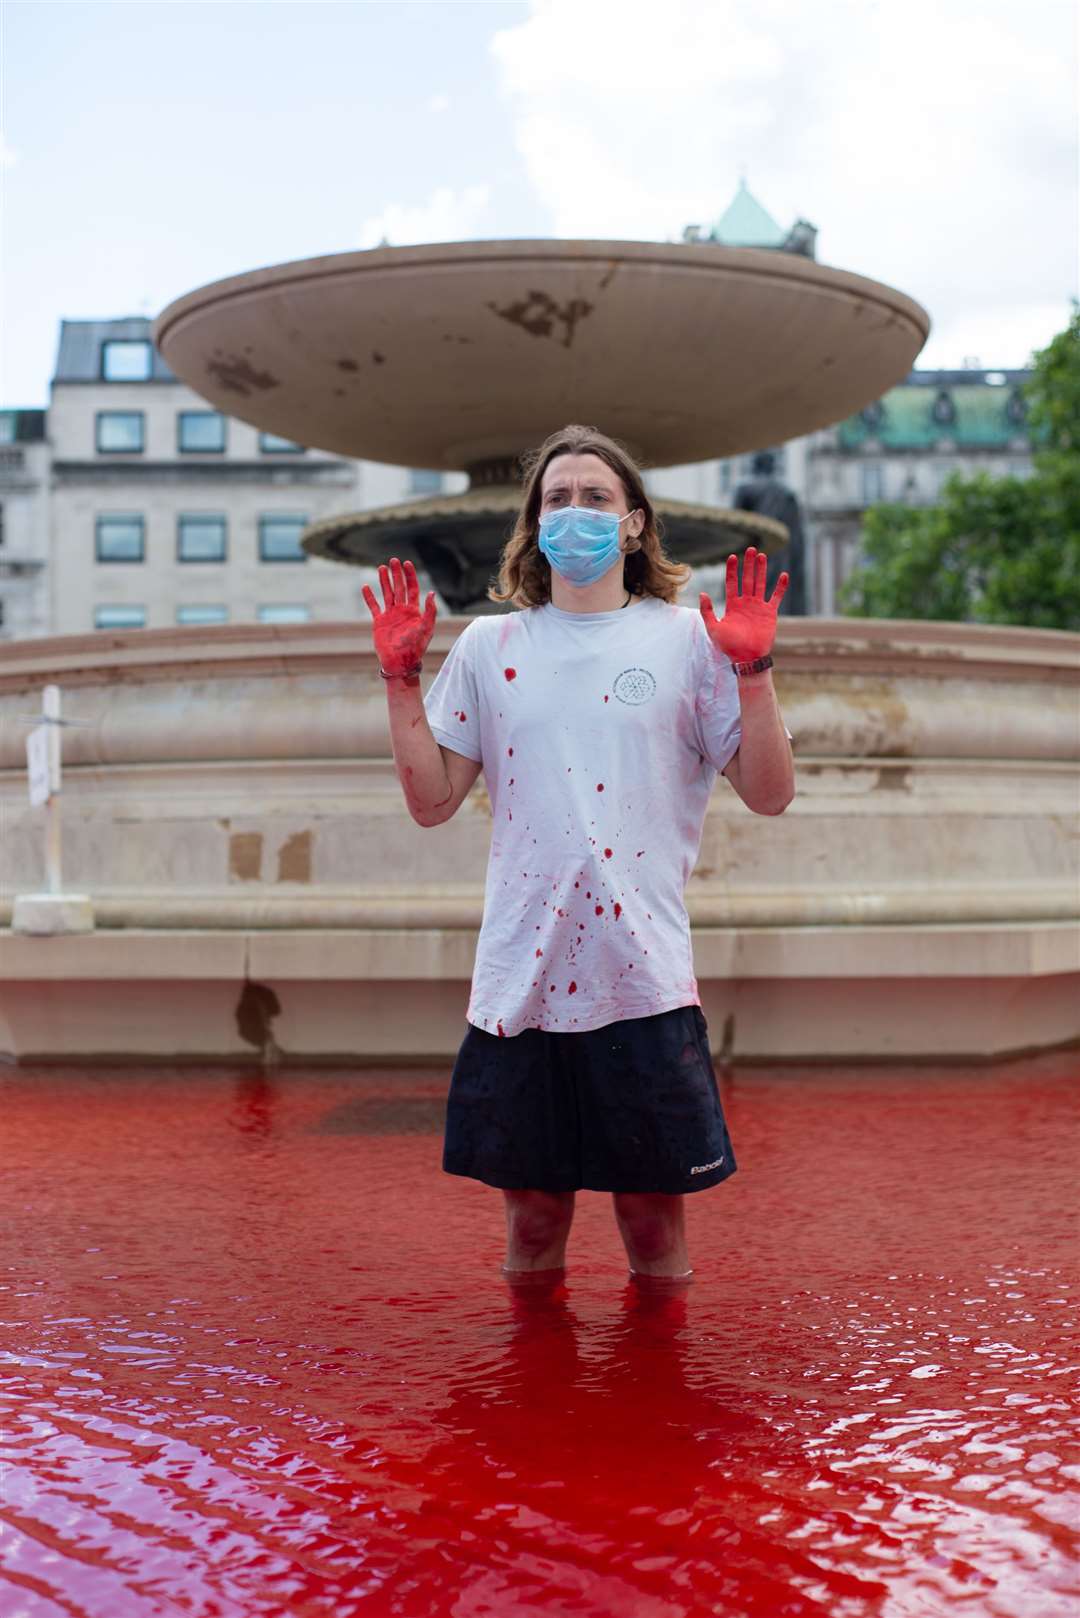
[379,663,423,680]
[732,654,774,678]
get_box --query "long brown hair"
[488,424,690,608]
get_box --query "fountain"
[1,238,1076,1064]
[151,239,930,607]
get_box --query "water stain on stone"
[235,979,282,1065]
[372,350,386,365]
[487,290,594,349]
[337,358,359,372]
[277,829,312,882]
[205,354,280,396]
[229,831,263,882]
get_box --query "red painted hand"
[362,557,437,674]
[699,547,788,664]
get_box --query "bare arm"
[721,667,794,816]
[363,557,482,827]
[701,546,795,818]
[385,675,482,827]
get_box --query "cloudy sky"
[2,0,1076,406]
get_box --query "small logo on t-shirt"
[613,667,657,705]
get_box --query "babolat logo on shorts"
[613,667,657,705]
[690,1157,724,1174]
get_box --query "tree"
[840,303,1080,630]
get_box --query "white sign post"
[11,684,95,936]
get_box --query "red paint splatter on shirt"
[568,981,577,994]
[597,782,604,791]
[614,903,622,920]
[636,850,645,857]
[603,695,609,703]
[595,904,604,916]
[458,711,467,722]
[536,948,543,957]
[504,667,517,681]
[604,848,612,859]
[508,747,514,756]
[497,1022,505,1037]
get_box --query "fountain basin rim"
[154,237,931,354]
[301,489,789,555]
[0,618,1076,702]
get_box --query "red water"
[2,1056,1078,1618]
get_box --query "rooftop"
[838,369,1034,451]
[53,318,177,385]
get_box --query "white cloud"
[428,93,451,115]
[358,183,492,249]
[490,0,1078,363]
[0,131,19,170]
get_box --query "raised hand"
[362,557,437,675]
[699,547,788,664]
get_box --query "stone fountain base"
[1,617,1076,1065]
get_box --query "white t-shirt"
[424,596,743,1038]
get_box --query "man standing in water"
[363,425,794,1287]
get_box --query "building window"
[408,469,443,495]
[177,604,229,625]
[257,604,311,623]
[717,460,733,495]
[96,411,145,453]
[101,339,153,382]
[931,390,956,428]
[0,414,15,444]
[258,515,308,562]
[178,411,226,453]
[1005,389,1027,427]
[178,515,227,562]
[96,514,145,563]
[259,432,306,454]
[860,462,885,504]
[95,605,147,629]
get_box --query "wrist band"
[732,654,773,678]
[379,663,423,680]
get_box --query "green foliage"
[841,303,1080,630]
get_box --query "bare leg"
[612,1192,693,1280]
[501,1189,576,1273]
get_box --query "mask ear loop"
[620,508,644,553]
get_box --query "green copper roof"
[711,179,786,247]
[837,381,1031,451]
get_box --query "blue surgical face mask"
[538,505,639,587]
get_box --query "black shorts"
[442,1004,737,1195]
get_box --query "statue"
[733,451,807,615]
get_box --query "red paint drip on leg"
[568,981,577,994]
[504,667,517,681]
[497,1021,506,1038]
